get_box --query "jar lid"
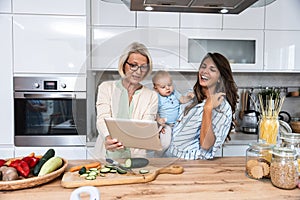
[271,146,297,158]
[248,142,274,151]
[280,132,300,142]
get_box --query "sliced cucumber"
[110,169,117,173]
[86,175,96,180]
[139,169,149,174]
[100,167,111,173]
[116,167,127,174]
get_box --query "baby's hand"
[157,117,167,126]
[187,92,195,99]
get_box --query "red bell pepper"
[9,159,30,178]
[0,159,6,167]
[22,156,40,168]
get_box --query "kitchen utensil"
[241,110,259,134]
[70,186,100,200]
[278,111,291,123]
[106,158,135,174]
[61,164,184,188]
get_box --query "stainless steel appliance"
[14,76,86,146]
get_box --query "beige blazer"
[92,80,158,159]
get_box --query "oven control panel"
[13,76,86,92]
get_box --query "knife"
[105,158,135,174]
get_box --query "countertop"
[1,157,299,200]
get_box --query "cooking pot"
[278,111,291,123]
[241,110,259,134]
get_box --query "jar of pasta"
[270,147,298,189]
[258,116,279,145]
[246,142,274,179]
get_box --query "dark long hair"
[184,53,239,130]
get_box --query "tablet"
[104,118,163,151]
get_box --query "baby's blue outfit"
[158,90,182,124]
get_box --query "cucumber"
[116,167,127,174]
[38,156,63,176]
[124,158,149,168]
[100,167,111,173]
[33,148,55,176]
[139,169,149,174]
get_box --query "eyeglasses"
[126,62,149,72]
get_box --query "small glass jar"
[258,116,279,145]
[280,132,300,175]
[246,142,274,179]
[270,147,298,190]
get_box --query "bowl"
[290,121,300,133]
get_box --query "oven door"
[14,92,86,146]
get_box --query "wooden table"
[1,157,299,200]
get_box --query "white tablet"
[104,118,163,151]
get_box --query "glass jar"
[246,142,274,179]
[270,147,298,190]
[258,116,279,145]
[280,132,300,175]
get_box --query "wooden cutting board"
[61,164,184,188]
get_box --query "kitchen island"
[1,157,299,200]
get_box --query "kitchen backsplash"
[92,71,300,119]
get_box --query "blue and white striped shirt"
[167,99,232,160]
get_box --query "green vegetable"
[139,169,149,174]
[124,158,149,168]
[100,167,111,173]
[78,167,87,175]
[38,156,63,176]
[33,148,55,176]
[116,167,127,174]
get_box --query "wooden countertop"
[1,157,299,200]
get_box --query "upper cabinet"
[180,13,222,29]
[91,0,135,26]
[91,28,180,71]
[13,15,87,74]
[0,0,11,13]
[137,12,179,28]
[223,6,264,30]
[180,29,264,71]
[265,0,300,30]
[264,30,300,71]
[13,0,86,15]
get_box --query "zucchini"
[38,156,63,176]
[33,148,55,176]
[124,158,149,168]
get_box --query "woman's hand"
[205,92,226,109]
[104,135,124,151]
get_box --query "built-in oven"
[14,76,86,146]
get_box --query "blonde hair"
[118,42,153,78]
[152,70,171,85]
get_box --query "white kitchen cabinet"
[92,27,180,71]
[264,30,300,71]
[13,0,86,15]
[222,145,248,157]
[137,12,179,28]
[180,13,222,29]
[15,147,87,160]
[179,29,264,71]
[223,6,264,30]
[0,15,13,145]
[91,0,135,26]
[13,15,86,74]
[0,146,14,158]
[265,0,300,30]
[0,0,11,13]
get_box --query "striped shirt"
[167,99,232,160]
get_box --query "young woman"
[166,52,239,160]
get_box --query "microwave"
[179,29,264,72]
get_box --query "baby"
[152,70,194,126]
